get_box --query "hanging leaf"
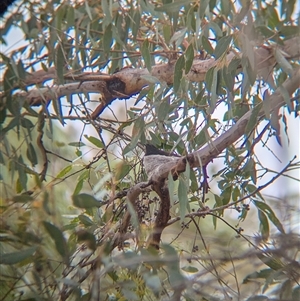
[214,35,232,60]
[17,155,27,191]
[253,201,285,233]
[174,55,185,93]
[73,179,84,195]
[43,221,69,264]
[178,177,188,221]
[27,142,38,166]
[258,210,269,241]
[103,23,113,53]
[185,43,194,74]
[141,39,151,72]
[245,103,263,134]
[55,43,65,84]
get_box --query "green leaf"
[84,0,93,20]
[52,97,64,126]
[1,246,37,265]
[27,142,38,166]
[20,118,34,128]
[55,43,65,84]
[73,179,84,195]
[72,193,102,208]
[12,194,34,203]
[274,48,293,77]
[141,39,151,72]
[256,253,284,271]
[17,155,27,191]
[66,5,74,28]
[174,55,185,93]
[123,117,145,155]
[185,43,194,74]
[253,201,285,234]
[170,27,187,47]
[279,85,293,112]
[168,172,175,206]
[43,221,69,264]
[181,265,199,273]
[199,0,209,18]
[245,103,263,134]
[202,35,214,55]
[256,25,276,38]
[84,135,104,148]
[243,269,274,283]
[208,67,218,114]
[178,177,188,221]
[115,161,131,181]
[221,186,232,205]
[78,215,95,227]
[103,23,113,53]
[157,98,170,121]
[258,210,269,241]
[69,142,85,147]
[214,35,232,59]
[56,165,72,179]
[17,59,26,80]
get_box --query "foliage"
[0,0,299,300]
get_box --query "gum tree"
[0,0,299,300]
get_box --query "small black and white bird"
[143,144,180,179]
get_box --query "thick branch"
[6,37,299,118]
[149,67,300,183]
[146,181,171,249]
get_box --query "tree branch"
[5,37,299,119]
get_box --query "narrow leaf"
[1,246,37,265]
[103,23,113,53]
[141,39,151,72]
[253,201,285,233]
[56,165,72,179]
[55,44,65,84]
[258,210,269,241]
[27,142,38,166]
[178,177,188,221]
[84,135,104,148]
[174,55,185,93]
[43,221,69,264]
[185,43,194,74]
[245,103,263,134]
[214,35,232,59]
[274,48,293,77]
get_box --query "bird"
[143,144,181,180]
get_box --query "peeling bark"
[4,37,299,119]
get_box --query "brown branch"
[146,180,171,249]
[149,66,300,183]
[36,110,48,182]
[4,37,299,120]
[111,181,151,250]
